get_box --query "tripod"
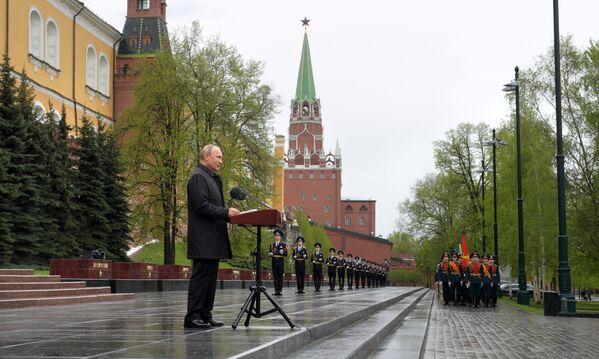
[232,225,295,329]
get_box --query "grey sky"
[87,0,598,237]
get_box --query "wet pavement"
[0,286,415,358]
[423,290,599,358]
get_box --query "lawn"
[131,241,232,268]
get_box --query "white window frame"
[97,54,109,96]
[29,8,43,59]
[86,45,97,89]
[45,18,59,69]
[33,101,46,122]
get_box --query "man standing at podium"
[185,144,240,329]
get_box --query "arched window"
[359,215,366,226]
[45,19,59,68]
[327,194,332,201]
[360,205,368,212]
[33,102,46,122]
[98,54,109,96]
[29,9,43,59]
[323,205,329,214]
[312,193,317,201]
[344,217,351,226]
[51,110,61,123]
[344,205,354,212]
[86,46,96,88]
[300,192,305,201]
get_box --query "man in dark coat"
[184,144,240,329]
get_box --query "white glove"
[303,253,307,259]
[448,282,452,287]
[269,252,273,257]
[279,249,284,255]
[293,255,297,259]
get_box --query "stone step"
[0,281,87,290]
[368,290,435,359]
[286,289,429,359]
[0,286,111,299]
[231,287,425,359]
[0,293,134,309]
[0,275,61,283]
[0,269,35,275]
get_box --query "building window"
[360,205,368,212]
[324,205,329,213]
[288,173,293,179]
[98,54,109,96]
[29,9,43,59]
[312,193,317,201]
[344,205,354,212]
[138,0,150,10]
[45,19,59,68]
[332,173,336,179]
[345,217,351,226]
[309,172,314,179]
[359,215,366,226]
[320,172,325,179]
[327,194,332,201]
[86,46,97,89]
[299,173,303,179]
[51,110,60,123]
[33,102,45,122]
[300,192,305,201]
[325,221,331,227]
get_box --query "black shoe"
[329,288,335,291]
[205,318,224,327]
[274,292,282,296]
[184,319,211,329]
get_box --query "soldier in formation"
[269,229,288,296]
[292,236,308,294]
[311,242,324,292]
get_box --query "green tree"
[388,231,418,256]
[0,148,13,263]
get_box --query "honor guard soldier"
[326,248,338,290]
[489,255,500,307]
[361,259,368,288]
[337,250,346,290]
[346,254,354,289]
[292,237,308,294]
[481,254,492,307]
[268,229,287,296]
[354,256,362,289]
[311,242,325,292]
[449,252,462,305]
[383,259,391,287]
[466,252,482,308]
[459,256,469,305]
[437,253,450,304]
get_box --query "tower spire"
[295,18,316,103]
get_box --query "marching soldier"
[337,250,346,290]
[346,254,354,289]
[437,252,450,304]
[466,252,482,308]
[489,255,500,307]
[292,237,308,294]
[459,256,469,306]
[481,254,492,307]
[268,229,288,296]
[448,252,462,305]
[311,242,324,292]
[326,248,338,290]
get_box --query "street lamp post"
[503,66,529,305]
[484,129,507,265]
[481,159,487,254]
[553,0,575,313]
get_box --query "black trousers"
[313,265,322,290]
[295,261,305,291]
[354,271,361,288]
[347,270,354,289]
[186,258,219,322]
[272,259,284,293]
[338,268,345,289]
[328,267,336,289]
[361,273,366,288]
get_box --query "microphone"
[230,187,247,200]
[229,186,272,209]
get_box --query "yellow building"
[0,0,121,132]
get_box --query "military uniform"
[326,249,338,290]
[437,253,450,304]
[489,255,500,307]
[346,254,354,289]
[448,253,462,305]
[354,257,362,289]
[268,229,288,296]
[459,258,469,305]
[337,250,346,290]
[292,237,308,294]
[466,252,482,308]
[311,243,324,292]
[481,254,492,307]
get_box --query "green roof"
[295,32,317,103]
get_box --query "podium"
[230,209,295,329]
